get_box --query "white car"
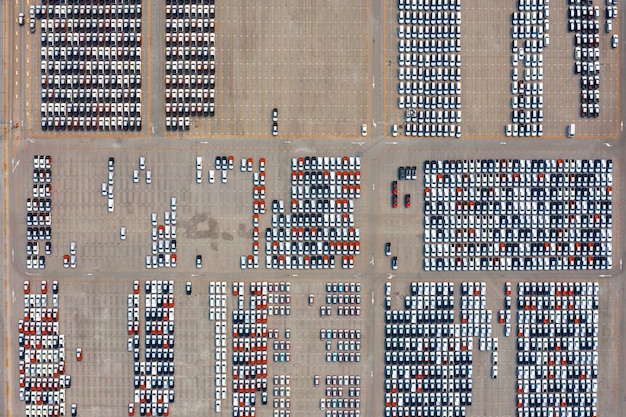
[361,124,367,136]
[120,227,126,240]
[208,170,215,184]
[392,124,398,137]
[612,34,619,48]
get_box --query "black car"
[398,167,405,180]
[385,242,391,256]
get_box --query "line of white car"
[37,5,143,132]
[423,158,612,271]
[397,0,461,138]
[385,281,477,417]
[130,280,176,417]
[165,5,216,130]
[20,280,73,417]
[507,0,549,137]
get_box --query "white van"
[568,124,576,137]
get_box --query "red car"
[391,194,398,208]
[404,194,411,208]
[391,181,398,194]
[23,281,30,294]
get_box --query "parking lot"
[384,0,620,138]
[3,0,626,416]
[190,0,369,138]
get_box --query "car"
[208,170,215,183]
[146,170,152,184]
[392,194,398,208]
[128,403,135,416]
[186,282,192,295]
[221,170,227,183]
[391,257,398,270]
[391,181,398,194]
[41,280,47,293]
[385,243,391,256]
[491,365,498,379]
[63,255,69,268]
[71,404,77,417]
[18,13,24,25]
[361,124,367,136]
[196,169,202,183]
[404,194,411,208]
[139,156,145,170]
[259,158,265,172]
[612,34,619,48]
[120,227,126,240]
[196,255,202,269]
[308,294,314,305]
[52,280,58,294]
[133,169,139,183]
[171,197,177,211]
[272,122,278,136]
[392,124,398,137]
[23,280,30,294]
[108,199,114,212]
[108,157,115,171]
[272,108,278,122]
[76,348,82,361]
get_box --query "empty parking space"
[193,0,368,138]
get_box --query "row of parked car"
[35,4,143,132]
[20,280,76,417]
[207,281,228,414]
[128,280,174,417]
[208,281,228,409]
[146,209,179,269]
[262,156,361,269]
[423,158,613,271]
[165,2,216,130]
[568,5,601,118]
[396,0,461,138]
[230,282,278,416]
[26,156,54,270]
[508,0,549,137]
[515,281,599,417]
[424,158,613,174]
[384,281,476,417]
